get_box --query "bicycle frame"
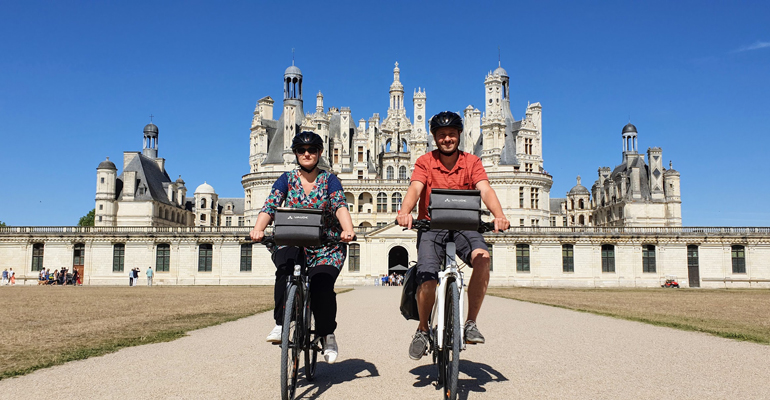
[431,231,466,352]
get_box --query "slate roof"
[218,198,245,214]
[550,198,566,214]
[116,153,173,205]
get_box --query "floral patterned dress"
[260,169,349,269]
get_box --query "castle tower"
[388,62,405,115]
[194,182,218,227]
[282,63,303,160]
[316,91,324,113]
[95,157,117,226]
[622,123,638,161]
[411,88,427,165]
[664,161,682,225]
[142,122,159,159]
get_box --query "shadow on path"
[409,359,508,400]
[295,358,379,399]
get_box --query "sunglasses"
[294,147,319,155]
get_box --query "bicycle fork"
[434,241,466,352]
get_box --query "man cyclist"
[396,111,510,360]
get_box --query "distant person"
[128,269,134,286]
[146,266,153,286]
[71,269,80,286]
[2,269,7,285]
[9,268,15,285]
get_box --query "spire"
[393,61,400,82]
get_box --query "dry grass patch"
[487,287,770,345]
[0,286,277,379]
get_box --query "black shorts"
[415,230,489,284]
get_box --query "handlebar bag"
[428,189,481,231]
[273,207,324,247]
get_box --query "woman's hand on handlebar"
[340,230,356,243]
[396,213,413,230]
[249,229,265,242]
[492,216,510,233]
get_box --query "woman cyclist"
[250,131,355,364]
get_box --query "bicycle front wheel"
[304,297,318,382]
[281,284,301,400]
[442,280,461,400]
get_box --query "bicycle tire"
[281,284,301,400]
[443,280,461,400]
[304,297,318,382]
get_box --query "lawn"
[487,287,770,345]
[0,286,275,379]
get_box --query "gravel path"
[2,286,769,399]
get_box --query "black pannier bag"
[400,262,420,320]
[428,189,481,231]
[273,207,324,247]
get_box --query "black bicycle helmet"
[291,131,324,151]
[429,111,464,134]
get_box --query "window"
[73,243,85,266]
[524,138,533,155]
[358,170,364,180]
[225,216,232,227]
[101,177,105,184]
[525,163,533,172]
[687,245,699,269]
[531,188,539,209]
[579,199,585,209]
[392,193,402,212]
[99,204,103,210]
[562,244,574,272]
[201,214,206,222]
[642,245,656,273]
[731,245,746,273]
[334,148,339,164]
[516,244,530,272]
[32,243,44,271]
[399,166,408,181]
[349,243,360,272]
[156,244,170,272]
[377,192,388,212]
[519,218,524,227]
[487,243,493,272]
[238,217,245,227]
[563,218,567,227]
[113,243,125,272]
[240,243,252,272]
[201,198,206,208]
[579,215,585,225]
[550,216,556,227]
[519,187,525,208]
[358,147,364,162]
[386,166,394,180]
[198,244,213,272]
[601,244,615,273]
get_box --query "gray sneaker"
[409,330,430,360]
[464,320,485,344]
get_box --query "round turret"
[284,65,302,76]
[97,157,117,170]
[195,182,215,194]
[144,123,159,138]
[622,123,637,134]
[493,66,508,77]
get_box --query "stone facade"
[1,226,768,288]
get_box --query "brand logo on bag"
[444,198,467,203]
[287,216,309,219]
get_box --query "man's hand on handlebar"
[492,216,510,233]
[396,213,413,230]
[249,229,265,242]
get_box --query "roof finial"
[577,175,581,185]
[498,46,501,67]
[292,48,295,65]
[669,160,673,169]
[150,114,154,123]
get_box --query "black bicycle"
[253,207,354,400]
[407,189,496,400]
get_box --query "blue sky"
[1,0,768,226]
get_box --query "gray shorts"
[416,230,489,284]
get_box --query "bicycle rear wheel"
[304,297,318,382]
[442,280,461,400]
[281,284,301,400]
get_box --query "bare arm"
[396,180,425,229]
[476,180,510,232]
[336,206,356,242]
[249,212,273,242]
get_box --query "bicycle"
[252,207,354,400]
[406,189,496,400]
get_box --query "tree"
[0,221,6,227]
[78,209,95,227]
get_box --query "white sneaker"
[323,334,338,364]
[266,325,282,343]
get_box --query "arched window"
[570,200,574,210]
[579,199,584,209]
[385,140,392,152]
[401,140,408,152]
[579,215,585,225]
[201,198,206,208]
[391,193,402,212]
[386,166,394,180]
[377,192,388,212]
[399,166,408,181]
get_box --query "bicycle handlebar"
[246,235,357,246]
[403,219,498,233]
